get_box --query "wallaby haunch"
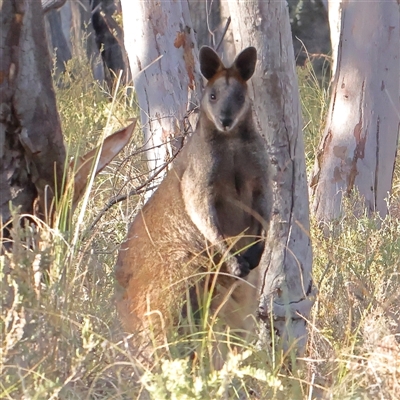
[115,46,272,354]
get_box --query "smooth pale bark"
[187,0,235,64]
[328,0,342,78]
[218,0,236,64]
[310,0,400,224]
[188,0,220,48]
[0,0,66,223]
[229,0,314,355]
[121,0,202,183]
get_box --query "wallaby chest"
[195,133,264,199]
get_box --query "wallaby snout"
[221,114,233,129]
[214,82,249,131]
[219,106,233,126]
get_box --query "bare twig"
[89,184,157,231]
[89,146,182,230]
[215,16,231,52]
[205,0,216,47]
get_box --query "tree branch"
[42,0,67,13]
[215,16,231,52]
[89,145,182,231]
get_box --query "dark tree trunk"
[69,0,104,82]
[90,0,129,87]
[45,8,72,75]
[0,0,66,227]
[43,0,105,82]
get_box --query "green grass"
[297,56,330,173]
[1,54,399,399]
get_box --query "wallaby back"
[115,47,272,361]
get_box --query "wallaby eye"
[210,93,217,101]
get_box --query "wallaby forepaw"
[228,256,250,278]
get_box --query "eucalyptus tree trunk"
[90,0,129,88]
[69,0,104,81]
[120,0,202,185]
[188,0,221,48]
[310,0,400,225]
[188,0,235,63]
[218,0,236,64]
[0,0,66,225]
[327,0,342,78]
[229,0,314,355]
[44,0,104,81]
[44,8,72,75]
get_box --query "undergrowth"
[1,53,399,399]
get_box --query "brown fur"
[115,47,272,354]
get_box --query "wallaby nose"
[221,117,232,128]
[220,113,233,128]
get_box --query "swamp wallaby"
[115,46,272,349]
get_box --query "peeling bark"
[120,0,202,186]
[229,0,314,355]
[310,0,400,224]
[0,0,66,225]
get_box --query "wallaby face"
[115,47,272,366]
[199,46,257,132]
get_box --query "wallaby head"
[199,46,257,132]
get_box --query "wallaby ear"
[199,46,224,80]
[233,47,257,81]
[71,119,136,209]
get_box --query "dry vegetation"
[1,55,399,399]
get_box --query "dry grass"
[1,54,399,399]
